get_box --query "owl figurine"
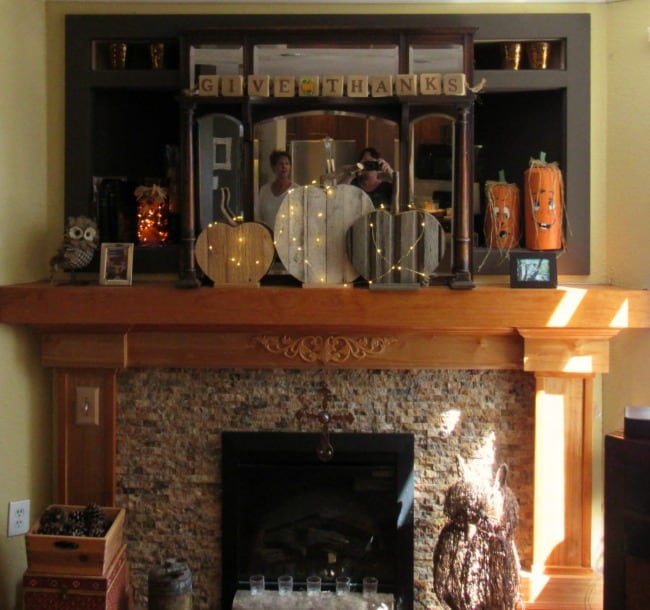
[50,216,100,283]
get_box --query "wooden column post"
[178,97,201,289]
[519,328,619,573]
[450,103,474,289]
[56,368,118,506]
[532,374,593,572]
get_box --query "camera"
[358,160,381,171]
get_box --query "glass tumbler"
[336,576,351,595]
[277,574,293,596]
[250,574,264,595]
[362,576,378,596]
[306,575,321,596]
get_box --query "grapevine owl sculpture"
[50,216,100,283]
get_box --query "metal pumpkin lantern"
[484,171,521,250]
[524,152,564,250]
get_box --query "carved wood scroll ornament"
[254,335,397,364]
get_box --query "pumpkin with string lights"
[347,208,445,287]
[273,184,375,285]
[195,188,275,285]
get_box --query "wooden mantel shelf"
[1,281,648,371]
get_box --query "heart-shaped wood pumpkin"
[273,185,375,285]
[195,221,275,285]
[347,209,445,286]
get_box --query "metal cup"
[502,42,522,70]
[527,41,551,69]
[150,43,165,70]
[108,42,127,69]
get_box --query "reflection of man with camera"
[341,147,394,210]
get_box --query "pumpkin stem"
[539,151,547,163]
[498,169,506,183]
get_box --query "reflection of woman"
[341,147,394,210]
[255,150,299,229]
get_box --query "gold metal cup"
[527,41,551,70]
[109,42,127,69]
[150,43,165,70]
[502,42,522,70]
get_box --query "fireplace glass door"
[222,432,414,609]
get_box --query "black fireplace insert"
[222,431,414,609]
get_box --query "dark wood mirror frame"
[178,24,477,289]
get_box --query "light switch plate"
[75,386,100,425]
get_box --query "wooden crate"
[26,505,125,576]
[23,543,131,610]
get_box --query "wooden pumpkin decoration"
[524,152,564,250]
[347,209,445,287]
[195,220,275,285]
[484,171,521,250]
[273,184,375,285]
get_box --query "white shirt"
[255,182,298,230]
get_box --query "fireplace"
[2,282,641,608]
[221,431,415,609]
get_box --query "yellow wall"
[0,1,648,608]
[603,0,650,434]
[0,3,53,609]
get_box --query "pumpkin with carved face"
[484,179,521,250]
[524,156,564,251]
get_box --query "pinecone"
[84,503,108,537]
[38,506,67,535]
[65,510,87,536]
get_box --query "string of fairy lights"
[364,216,430,284]
[196,185,441,285]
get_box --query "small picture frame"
[99,243,134,286]
[509,251,557,289]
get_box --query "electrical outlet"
[7,500,31,537]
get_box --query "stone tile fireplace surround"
[116,367,535,609]
[1,282,648,609]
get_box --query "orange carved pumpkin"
[524,153,564,250]
[484,172,521,250]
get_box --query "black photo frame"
[509,252,557,288]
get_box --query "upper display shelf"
[91,39,180,71]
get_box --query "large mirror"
[253,44,399,76]
[197,113,245,230]
[409,113,456,275]
[409,113,455,228]
[253,111,399,221]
